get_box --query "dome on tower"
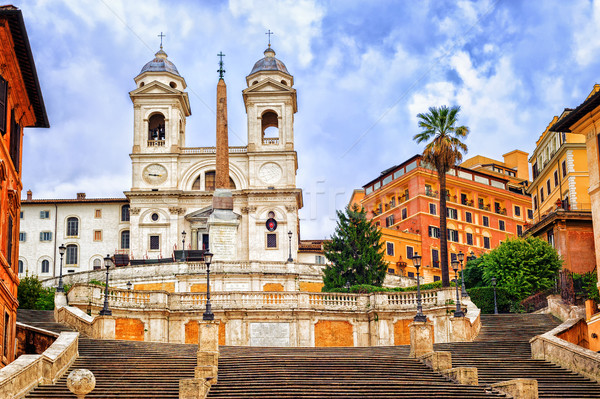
[249,47,290,75]
[140,48,180,76]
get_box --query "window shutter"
[0,76,6,135]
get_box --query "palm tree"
[414,105,469,287]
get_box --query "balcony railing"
[147,140,165,147]
[181,146,247,154]
[263,137,279,145]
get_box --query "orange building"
[0,6,49,366]
[354,154,533,283]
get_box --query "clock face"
[258,162,283,185]
[142,164,168,185]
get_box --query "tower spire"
[265,29,274,47]
[215,52,230,192]
[158,32,165,50]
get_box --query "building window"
[41,260,49,274]
[447,208,458,220]
[40,231,52,242]
[482,216,489,227]
[149,235,160,250]
[432,249,439,268]
[546,179,551,194]
[499,220,505,231]
[385,215,395,227]
[388,268,395,274]
[466,232,473,245]
[562,160,567,178]
[95,209,102,218]
[433,275,441,282]
[121,230,130,250]
[547,229,555,248]
[407,272,415,278]
[554,171,558,187]
[205,171,216,191]
[465,212,472,223]
[517,225,523,236]
[514,206,521,217]
[386,242,394,256]
[406,246,414,260]
[447,229,459,242]
[266,233,277,248]
[390,197,396,207]
[66,217,79,237]
[9,110,20,172]
[429,203,436,215]
[540,188,544,202]
[527,209,533,219]
[483,236,491,249]
[93,258,102,270]
[148,112,165,141]
[4,312,9,359]
[7,216,13,267]
[19,232,26,242]
[428,226,440,238]
[315,255,325,265]
[121,205,130,222]
[533,195,538,210]
[20,211,23,219]
[450,253,457,262]
[401,208,407,220]
[93,230,102,241]
[0,75,7,135]
[151,213,159,222]
[40,210,50,219]
[65,245,78,266]
[18,260,23,274]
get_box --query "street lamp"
[411,252,427,322]
[57,244,66,292]
[345,281,351,292]
[126,281,132,290]
[203,250,214,321]
[491,277,498,315]
[451,259,464,317]
[287,231,293,263]
[181,230,187,262]
[99,255,113,316]
[457,250,467,297]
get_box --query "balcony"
[263,137,279,145]
[478,203,491,212]
[495,207,507,215]
[147,140,165,147]
[425,189,439,198]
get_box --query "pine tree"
[322,204,387,290]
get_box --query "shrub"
[17,275,55,310]
[573,272,600,302]
[467,286,515,314]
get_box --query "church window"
[203,171,236,191]
[93,258,101,270]
[280,80,287,86]
[261,110,279,143]
[252,80,258,85]
[121,230,130,250]
[0,75,7,135]
[149,235,160,250]
[65,245,78,266]
[151,213,159,222]
[192,175,201,190]
[41,260,49,274]
[148,113,166,141]
[139,82,145,87]
[66,217,79,237]
[93,230,102,241]
[121,205,130,222]
[266,233,277,249]
[169,81,177,89]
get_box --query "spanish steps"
[16,310,600,398]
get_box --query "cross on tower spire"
[265,29,274,47]
[158,32,165,49]
[217,52,226,79]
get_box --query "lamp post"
[126,281,132,290]
[181,230,187,262]
[203,250,214,321]
[345,281,351,293]
[57,244,66,292]
[491,277,498,315]
[99,255,113,316]
[451,260,464,317]
[287,231,293,263]
[458,250,467,297]
[412,252,427,322]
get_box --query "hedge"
[467,286,516,314]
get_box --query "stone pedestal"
[444,367,478,385]
[491,379,538,399]
[450,316,471,342]
[418,351,452,372]
[179,378,210,399]
[409,320,434,358]
[208,190,240,262]
[195,321,220,384]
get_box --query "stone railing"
[68,284,445,313]
[530,317,600,383]
[181,146,247,154]
[0,331,78,398]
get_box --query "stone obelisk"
[208,52,239,261]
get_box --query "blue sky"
[14,0,600,239]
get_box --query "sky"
[13,0,600,240]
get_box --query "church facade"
[19,45,313,277]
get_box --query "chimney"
[26,190,32,200]
[77,192,86,200]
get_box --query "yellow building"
[548,84,600,352]
[525,113,595,274]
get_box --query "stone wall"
[15,322,58,358]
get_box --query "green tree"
[17,275,56,310]
[322,204,387,290]
[463,254,486,289]
[480,236,562,301]
[414,105,469,287]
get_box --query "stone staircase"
[435,314,600,399]
[17,309,75,334]
[208,346,506,398]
